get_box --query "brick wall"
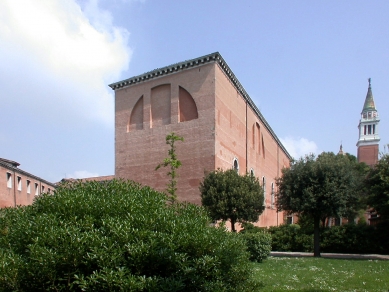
[114,59,291,227]
[0,163,55,208]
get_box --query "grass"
[252,256,389,292]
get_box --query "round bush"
[240,232,272,263]
[0,180,261,291]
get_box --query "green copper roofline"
[108,52,292,160]
[362,78,376,112]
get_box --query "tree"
[200,169,265,232]
[276,152,363,257]
[365,152,389,222]
[155,132,184,203]
[0,180,261,291]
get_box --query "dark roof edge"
[213,53,292,161]
[108,52,220,90]
[0,161,57,188]
[109,52,292,160]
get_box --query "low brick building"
[109,52,292,227]
[0,158,56,208]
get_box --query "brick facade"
[357,144,379,166]
[110,52,292,227]
[0,158,56,208]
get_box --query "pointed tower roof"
[362,78,376,112]
[338,143,344,155]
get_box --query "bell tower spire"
[357,78,380,165]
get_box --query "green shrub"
[240,222,264,234]
[0,180,261,291]
[321,224,389,254]
[268,224,313,252]
[268,222,389,255]
[240,231,272,262]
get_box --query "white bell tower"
[357,78,380,165]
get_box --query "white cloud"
[67,170,99,179]
[0,0,131,127]
[281,136,319,159]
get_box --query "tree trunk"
[313,216,321,257]
[231,219,236,232]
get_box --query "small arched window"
[250,168,254,177]
[233,158,239,173]
[262,177,266,205]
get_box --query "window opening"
[233,158,239,173]
[262,177,266,205]
[286,216,293,224]
[7,173,12,188]
[35,183,39,196]
[17,176,22,191]
[27,180,31,194]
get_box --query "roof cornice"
[109,52,292,160]
[0,160,57,188]
[108,52,220,90]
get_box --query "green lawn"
[253,256,389,292]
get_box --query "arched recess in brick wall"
[151,84,171,127]
[252,122,261,154]
[128,95,143,132]
[261,134,265,158]
[179,86,198,122]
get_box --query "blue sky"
[1,0,388,183]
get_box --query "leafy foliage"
[200,169,265,232]
[240,231,272,263]
[155,132,184,203]
[267,224,313,252]
[276,152,364,256]
[267,222,389,255]
[0,180,261,291]
[365,153,389,221]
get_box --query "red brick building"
[0,158,56,208]
[109,52,292,227]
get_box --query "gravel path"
[270,251,389,260]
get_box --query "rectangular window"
[7,173,12,188]
[368,125,372,135]
[364,125,366,135]
[286,216,293,224]
[41,185,45,193]
[17,176,22,191]
[373,124,376,134]
[27,180,31,194]
[35,183,39,196]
